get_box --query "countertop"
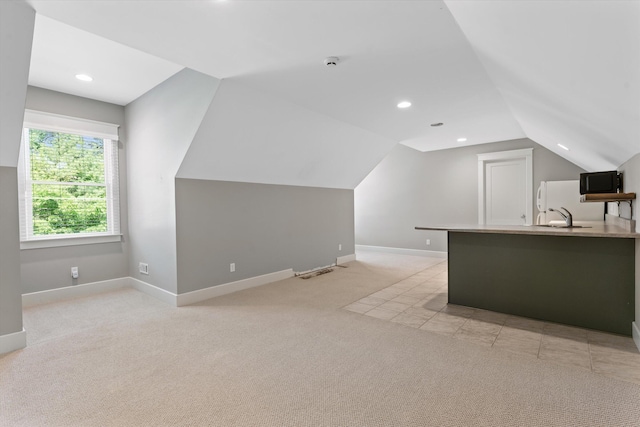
[415,219,639,239]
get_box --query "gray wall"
[25,86,125,126]
[20,87,129,293]
[0,1,33,168]
[125,69,219,293]
[355,138,586,252]
[0,1,34,338]
[176,179,354,293]
[0,167,23,335]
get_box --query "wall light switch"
[230,263,236,273]
[339,244,342,251]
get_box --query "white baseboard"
[337,254,356,264]
[130,277,178,307]
[22,277,130,307]
[176,269,294,307]
[355,244,447,259]
[20,268,301,310]
[633,322,640,352]
[0,329,26,354]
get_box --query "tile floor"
[343,260,640,385]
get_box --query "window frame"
[18,110,122,250]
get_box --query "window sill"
[20,234,122,250]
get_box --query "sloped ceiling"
[29,15,183,106]
[176,79,396,189]
[24,0,524,153]
[22,0,640,175]
[445,0,640,171]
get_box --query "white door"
[485,159,527,225]
[478,149,532,225]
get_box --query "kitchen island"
[416,218,638,336]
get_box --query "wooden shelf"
[580,193,636,202]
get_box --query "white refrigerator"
[536,180,604,225]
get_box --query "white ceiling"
[445,0,640,171]
[23,0,640,171]
[29,14,183,106]
[177,78,397,189]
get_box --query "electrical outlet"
[426,239,431,246]
[71,266,79,279]
[139,262,149,275]
[338,244,342,251]
[230,263,235,273]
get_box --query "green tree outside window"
[28,129,108,235]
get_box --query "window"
[18,110,121,248]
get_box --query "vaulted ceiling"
[24,0,640,172]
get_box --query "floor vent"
[296,265,347,280]
[298,268,334,279]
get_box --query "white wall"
[355,138,586,252]
[125,69,219,293]
[616,153,639,226]
[0,1,34,343]
[177,79,397,190]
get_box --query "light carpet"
[1,251,639,426]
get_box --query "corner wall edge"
[0,329,26,355]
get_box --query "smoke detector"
[324,57,340,67]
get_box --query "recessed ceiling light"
[430,122,443,127]
[457,137,467,142]
[557,143,569,151]
[397,101,412,109]
[75,74,93,82]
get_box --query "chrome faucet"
[548,207,573,227]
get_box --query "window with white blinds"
[18,110,121,248]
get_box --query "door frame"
[477,148,533,225]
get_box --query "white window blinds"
[18,110,121,245]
